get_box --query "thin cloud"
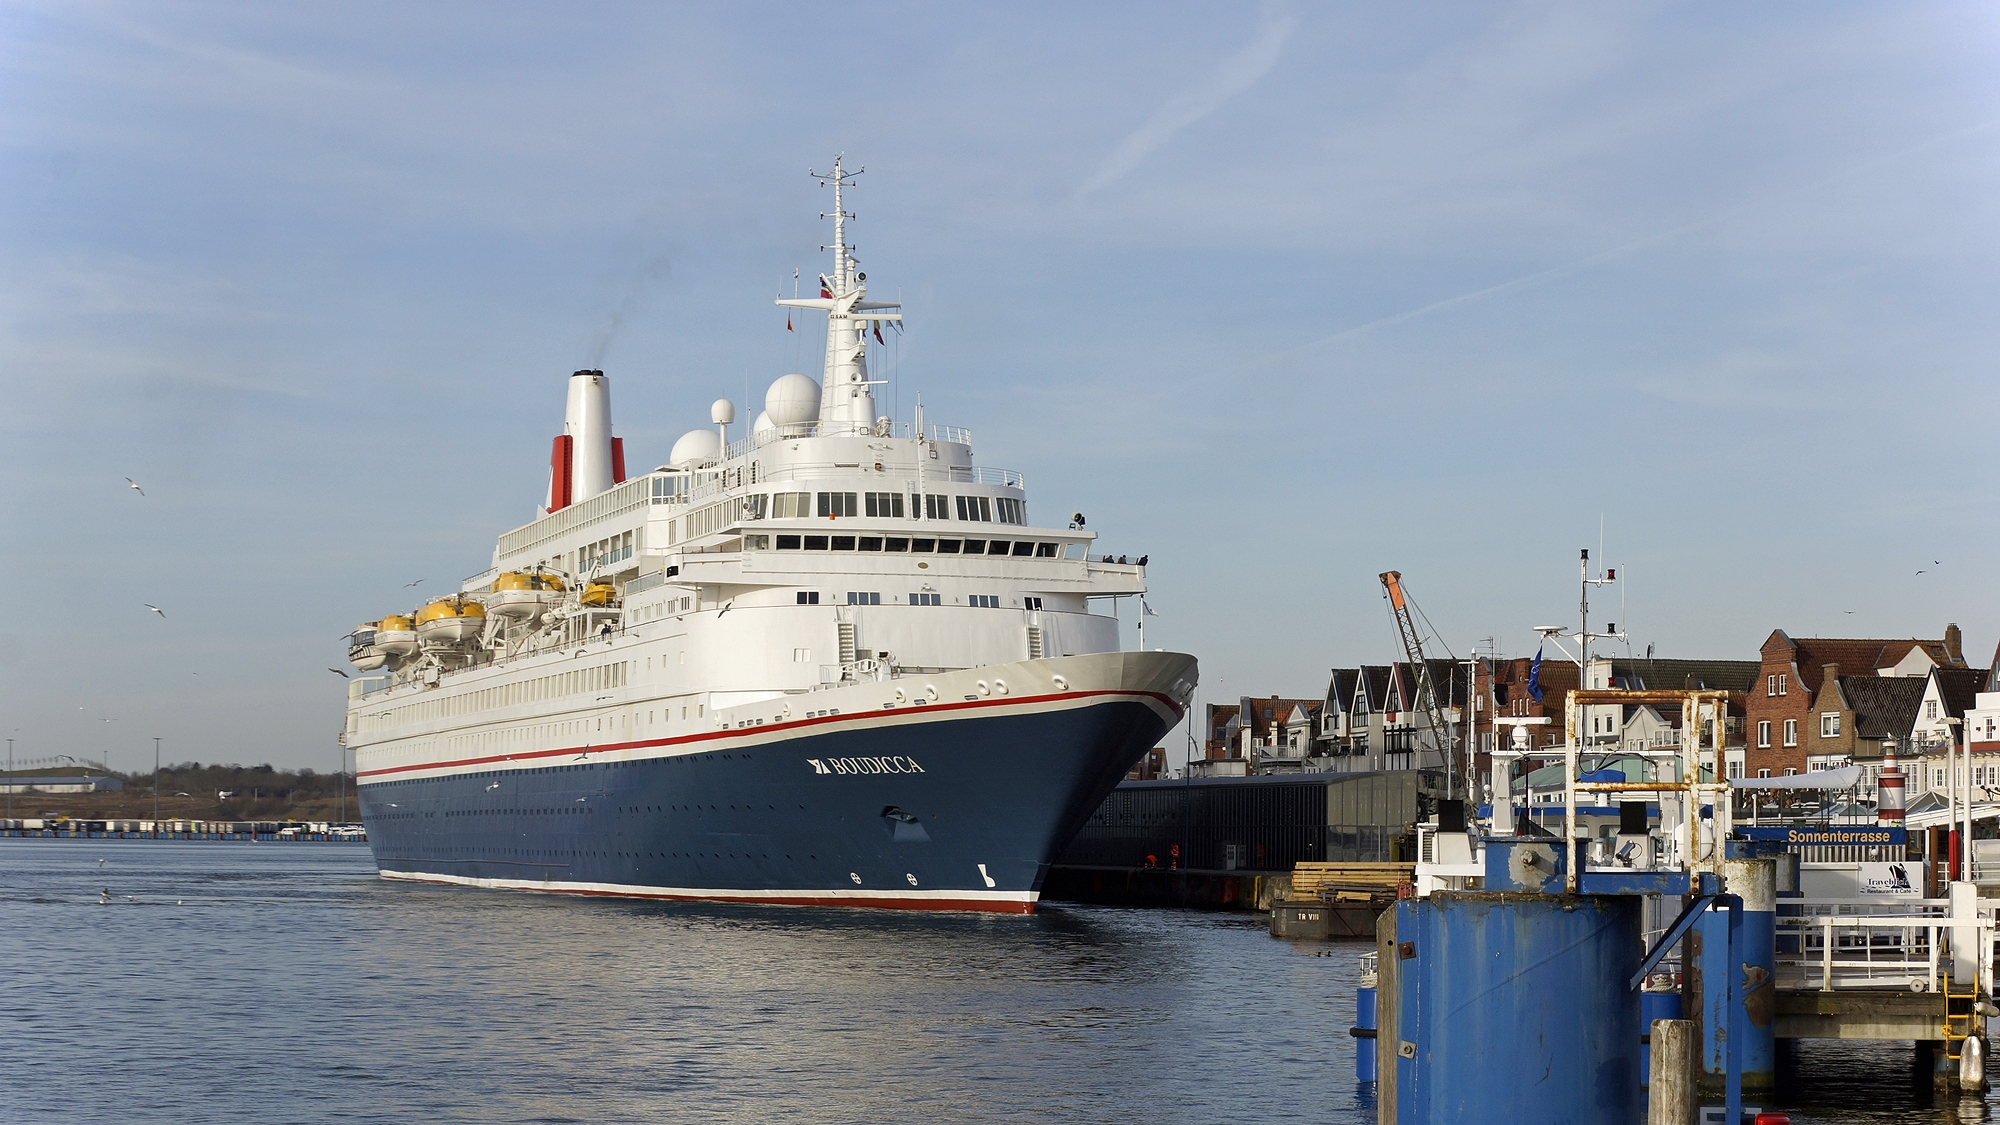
[1256,112,2000,363]
[1077,5,1295,196]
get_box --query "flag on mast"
[786,314,793,332]
[1527,645,1546,703]
[1142,599,1158,617]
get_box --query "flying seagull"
[125,477,144,496]
[144,604,165,617]
[484,781,500,791]
[326,668,349,678]
[404,579,425,588]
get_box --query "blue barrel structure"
[1386,893,1643,1123]
[1641,988,1683,1081]
[1356,984,1378,1082]
[1691,856,1777,1094]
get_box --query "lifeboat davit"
[416,597,487,647]
[348,622,388,671]
[375,614,419,659]
[488,571,564,624]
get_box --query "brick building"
[1747,627,1966,777]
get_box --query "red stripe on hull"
[358,688,1182,780]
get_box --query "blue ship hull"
[357,685,1183,912]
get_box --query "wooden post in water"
[1649,1018,1696,1125]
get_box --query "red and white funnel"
[545,369,624,514]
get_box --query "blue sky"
[3,2,1996,772]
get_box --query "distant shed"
[0,776,124,794]
[1056,771,1425,871]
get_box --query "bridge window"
[772,492,810,518]
[858,537,882,551]
[846,592,882,605]
[885,538,909,552]
[830,535,855,551]
[910,593,941,606]
[935,539,961,554]
[1035,542,1058,557]
[970,595,1000,608]
[865,492,904,518]
[956,495,992,522]
[922,494,949,520]
[994,497,1025,524]
[817,492,858,517]
[803,535,828,550]
[775,535,801,550]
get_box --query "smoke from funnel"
[586,253,673,367]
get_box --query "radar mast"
[777,155,904,434]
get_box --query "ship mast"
[777,155,903,435]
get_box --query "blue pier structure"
[1375,685,1764,1125]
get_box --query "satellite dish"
[710,399,736,425]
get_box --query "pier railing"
[1773,898,1992,992]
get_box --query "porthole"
[1052,675,1068,691]
[893,688,906,702]
[993,679,1008,696]
[924,684,939,701]
[976,681,990,697]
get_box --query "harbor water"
[0,838,1991,1124]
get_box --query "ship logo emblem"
[807,759,831,775]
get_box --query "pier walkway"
[1765,896,1994,1049]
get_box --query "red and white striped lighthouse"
[1877,736,1906,827]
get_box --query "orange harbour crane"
[1379,570,1459,800]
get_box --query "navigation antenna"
[812,155,861,296]
[778,155,903,435]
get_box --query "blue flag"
[1527,645,1545,703]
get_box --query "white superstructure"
[343,157,1160,784]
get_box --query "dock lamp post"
[152,737,161,825]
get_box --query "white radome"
[710,399,736,426]
[668,428,722,467]
[764,373,821,428]
[752,411,777,441]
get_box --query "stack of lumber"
[1287,861,1415,905]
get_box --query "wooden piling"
[1648,1018,1696,1125]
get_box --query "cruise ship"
[342,158,1198,912]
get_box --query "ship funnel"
[545,369,624,514]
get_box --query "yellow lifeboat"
[487,571,564,623]
[415,597,487,647]
[375,614,419,659]
[580,581,618,607]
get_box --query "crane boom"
[1380,570,1456,797]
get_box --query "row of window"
[794,591,1011,608]
[581,530,634,572]
[753,534,1062,557]
[1767,673,1788,697]
[360,661,630,732]
[669,490,1028,541]
[1756,719,1799,748]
